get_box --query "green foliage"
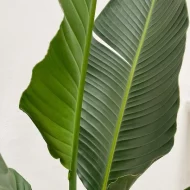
[19,0,189,189]
[77,0,188,189]
[0,155,31,190]
[20,0,96,171]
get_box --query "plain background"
[0,0,190,189]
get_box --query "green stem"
[69,1,97,190]
[69,171,76,190]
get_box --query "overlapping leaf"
[19,0,188,189]
[77,0,189,189]
[19,0,96,170]
[0,155,31,190]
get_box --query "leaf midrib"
[101,0,157,189]
[70,0,97,173]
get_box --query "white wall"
[0,0,189,189]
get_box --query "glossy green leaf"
[19,0,96,170]
[0,155,31,190]
[185,188,190,190]
[77,0,189,189]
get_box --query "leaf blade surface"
[78,0,189,189]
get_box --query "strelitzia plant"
[0,0,189,189]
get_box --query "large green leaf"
[77,0,189,189]
[0,155,31,190]
[185,188,190,190]
[19,0,96,170]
